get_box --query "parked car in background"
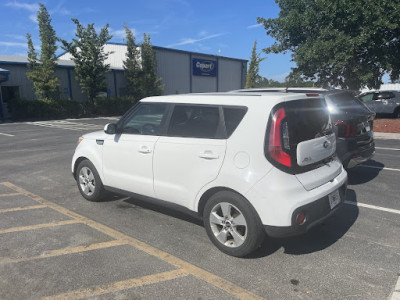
[357,90,400,118]
[231,88,375,169]
[72,93,347,257]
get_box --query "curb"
[374,132,400,140]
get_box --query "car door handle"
[138,146,152,154]
[199,151,219,160]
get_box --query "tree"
[258,0,400,90]
[245,40,265,88]
[26,3,59,100]
[140,33,163,97]
[61,19,112,103]
[123,25,142,99]
[251,73,316,88]
[284,71,315,87]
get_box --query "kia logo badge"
[323,141,329,148]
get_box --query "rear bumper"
[347,151,375,168]
[264,182,347,238]
[336,136,375,168]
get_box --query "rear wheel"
[203,191,265,257]
[76,159,105,202]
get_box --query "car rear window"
[285,98,332,146]
[326,91,366,111]
[223,107,247,137]
[167,105,220,138]
[378,92,395,99]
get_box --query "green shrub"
[94,97,137,116]
[7,96,137,121]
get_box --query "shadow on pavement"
[249,189,359,258]
[124,196,204,227]
[104,188,359,259]
[347,160,384,185]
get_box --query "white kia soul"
[72,93,347,257]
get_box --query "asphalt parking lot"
[0,117,399,300]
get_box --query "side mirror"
[104,123,117,134]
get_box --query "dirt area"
[373,118,400,133]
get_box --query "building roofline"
[0,60,126,71]
[0,60,75,69]
[57,42,248,63]
[57,51,67,58]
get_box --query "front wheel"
[76,159,105,202]
[203,191,265,257]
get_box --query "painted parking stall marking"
[0,204,46,214]
[0,219,82,234]
[0,132,14,136]
[391,276,400,300]
[344,201,400,215]
[0,240,128,265]
[41,269,191,300]
[375,146,400,151]
[359,165,400,172]
[0,182,263,300]
[0,192,21,197]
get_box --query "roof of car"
[141,92,323,106]
[360,90,400,94]
[230,87,330,93]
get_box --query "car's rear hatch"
[265,96,343,190]
[326,91,374,146]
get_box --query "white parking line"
[344,201,400,215]
[0,132,14,137]
[391,276,400,300]
[375,147,400,151]
[359,165,400,172]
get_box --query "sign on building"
[193,58,217,77]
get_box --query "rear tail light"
[334,121,356,137]
[268,108,291,167]
[296,212,307,225]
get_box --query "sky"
[0,0,296,82]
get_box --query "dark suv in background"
[231,88,375,169]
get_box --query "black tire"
[76,159,105,202]
[203,191,265,257]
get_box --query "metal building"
[0,43,247,113]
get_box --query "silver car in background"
[358,90,400,118]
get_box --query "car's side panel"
[72,138,105,181]
[193,102,275,212]
[102,134,159,197]
[153,137,226,209]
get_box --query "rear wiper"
[315,128,333,138]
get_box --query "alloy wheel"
[78,166,96,196]
[209,202,248,248]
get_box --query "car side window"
[379,92,395,99]
[121,103,167,135]
[167,105,221,138]
[360,94,374,102]
[223,107,247,137]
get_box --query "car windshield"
[326,91,369,112]
[286,98,332,144]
